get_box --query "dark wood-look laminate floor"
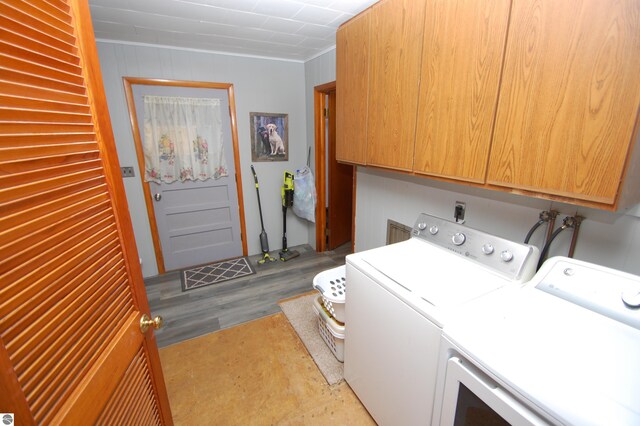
[145,244,350,348]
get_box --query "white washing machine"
[344,213,540,425]
[433,256,640,425]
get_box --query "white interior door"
[131,85,242,271]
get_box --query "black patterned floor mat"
[181,257,255,291]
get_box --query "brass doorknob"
[140,314,164,333]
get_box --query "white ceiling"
[88,0,378,62]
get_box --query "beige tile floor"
[159,313,375,425]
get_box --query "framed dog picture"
[250,112,288,162]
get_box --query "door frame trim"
[123,77,248,274]
[314,81,338,253]
[314,82,357,253]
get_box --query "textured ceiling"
[88,0,378,61]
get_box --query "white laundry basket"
[312,295,345,362]
[312,265,346,323]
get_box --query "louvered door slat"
[1,28,79,67]
[0,41,81,75]
[0,142,97,161]
[0,107,92,123]
[121,358,152,423]
[0,94,90,114]
[5,225,119,299]
[2,240,119,340]
[0,132,96,147]
[0,81,87,104]
[1,55,85,87]
[10,264,126,365]
[0,148,100,168]
[2,2,76,44]
[26,0,71,25]
[97,349,162,426]
[1,214,116,291]
[0,185,109,238]
[1,1,171,423]
[34,286,133,424]
[27,282,131,403]
[18,269,127,380]
[1,209,112,284]
[0,16,77,56]
[44,0,71,13]
[2,227,116,308]
[4,0,75,36]
[0,165,103,202]
[0,68,86,95]
[0,188,109,241]
[0,155,100,181]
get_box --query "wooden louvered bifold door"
[0,0,172,424]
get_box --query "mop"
[279,171,300,261]
[250,165,276,265]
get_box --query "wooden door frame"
[314,81,356,253]
[123,78,248,274]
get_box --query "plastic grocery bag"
[292,166,316,223]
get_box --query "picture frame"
[250,112,289,162]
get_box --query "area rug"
[181,257,255,291]
[279,292,344,386]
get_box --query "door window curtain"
[142,96,228,183]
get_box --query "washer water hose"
[524,219,544,244]
[524,210,558,244]
[537,216,579,270]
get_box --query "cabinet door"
[336,10,370,165]
[367,0,427,171]
[488,0,640,204]
[414,0,511,183]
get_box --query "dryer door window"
[439,357,549,426]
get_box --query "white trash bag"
[293,166,316,223]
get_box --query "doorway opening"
[314,82,355,253]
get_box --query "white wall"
[355,168,640,276]
[97,42,308,277]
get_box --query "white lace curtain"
[142,96,228,183]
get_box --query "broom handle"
[251,165,266,230]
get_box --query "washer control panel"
[412,213,538,281]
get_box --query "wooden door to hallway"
[1,0,172,424]
[123,79,247,273]
[315,82,354,252]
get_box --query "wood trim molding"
[314,84,330,252]
[122,77,248,273]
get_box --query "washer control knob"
[429,225,439,235]
[482,244,494,255]
[622,289,640,308]
[417,222,427,231]
[500,250,514,262]
[452,232,466,246]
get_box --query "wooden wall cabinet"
[336,0,640,209]
[366,0,427,171]
[336,10,370,165]
[414,0,511,183]
[487,0,640,206]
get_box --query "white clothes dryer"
[433,256,640,426]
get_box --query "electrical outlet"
[121,166,135,178]
[454,201,466,223]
